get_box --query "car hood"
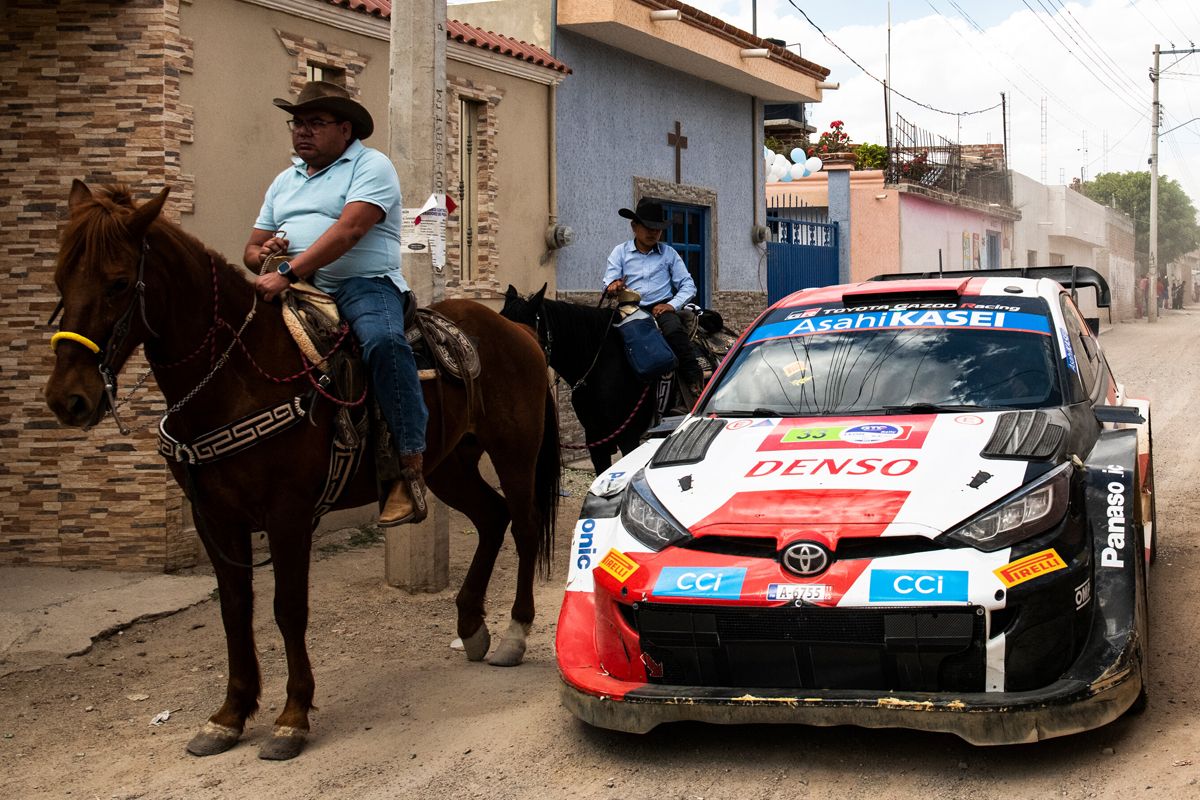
[642,411,1067,546]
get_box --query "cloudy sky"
[686,0,1200,205]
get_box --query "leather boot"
[379,453,428,527]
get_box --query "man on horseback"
[244,80,428,526]
[604,199,704,409]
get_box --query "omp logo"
[575,519,597,570]
[1101,465,1128,568]
[869,570,969,602]
[1075,578,1092,610]
[993,549,1067,588]
[597,549,640,583]
[653,567,746,599]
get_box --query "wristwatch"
[276,260,300,284]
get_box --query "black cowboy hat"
[618,199,670,231]
[273,81,374,141]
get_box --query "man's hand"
[606,278,626,297]
[255,271,290,303]
[651,303,674,318]
[256,235,290,269]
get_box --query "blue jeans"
[333,276,427,455]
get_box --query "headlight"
[620,469,691,551]
[942,463,1071,551]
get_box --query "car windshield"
[706,301,1064,416]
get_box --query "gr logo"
[869,569,968,602]
[653,567,746,599]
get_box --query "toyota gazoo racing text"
[556,267,1155,745]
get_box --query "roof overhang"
[557,0,830,102]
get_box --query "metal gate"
[766,202,839,304]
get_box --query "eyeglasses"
[286,118,342,133]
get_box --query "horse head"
[501,283,547,333]
[45,179,170,428]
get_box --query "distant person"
[604,199,704,406]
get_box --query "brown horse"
[44,181,559,760]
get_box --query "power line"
[1018,0,1148,118]
[785,1,1001,116]
[1127,0,1176,47]
[1042,0,1146,97]
[1148,0,1195,46]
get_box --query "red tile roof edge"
[632,0,831,80]
[323,1,571,74]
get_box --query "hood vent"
[650,417,725,467]
[982,410,1064,460]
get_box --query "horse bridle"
[48,240,158,434]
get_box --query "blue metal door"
[661,202,708,305]
[766,213,839,304]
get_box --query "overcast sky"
[686,0,1200,206]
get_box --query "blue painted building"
[550,0,830,325]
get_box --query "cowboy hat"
[618,199,670,231]
[273,81,374,141]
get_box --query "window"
[1027,249,1038,267]
[306,63,345,86]
[1059,295,1102,399]
[457,98,483,281]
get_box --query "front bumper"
[560,653,1142,745]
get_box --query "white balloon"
[804,156,823,173]
[789,162,808,180]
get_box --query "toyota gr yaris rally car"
[556,267,1154,745]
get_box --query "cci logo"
[869,569,968,602]
[654,567,746,599]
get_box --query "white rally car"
[556,267,1154,745]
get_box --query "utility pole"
[386,0,450,591]
[1148,44,1159,323]
[1149,45,1200,320]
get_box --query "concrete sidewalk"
[0,567,215,677]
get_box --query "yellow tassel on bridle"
[50,331,102,354]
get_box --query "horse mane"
[60,183,243,282]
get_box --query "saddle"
[277,273,480,457]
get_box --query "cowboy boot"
[379,453,428,526]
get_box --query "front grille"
[676,534,947,562]
[635,603,985,692]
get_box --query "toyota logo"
[782,542,831,577]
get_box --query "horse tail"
[534,385,561,578]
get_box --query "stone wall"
[1,0,195,569]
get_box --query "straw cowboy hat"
[273,81,374,141]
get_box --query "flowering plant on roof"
[807,120,852,157]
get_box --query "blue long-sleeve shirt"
[602,240,697,310]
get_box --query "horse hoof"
[461,624,491,661]
[186,721,241,757]
[258,726,308,761]
[487,637,526,667]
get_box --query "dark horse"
[501,285,656,474]
[44,182,559,760]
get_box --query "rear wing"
[870,266,1111,334]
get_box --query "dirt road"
[3,311,1199,800]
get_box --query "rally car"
[556,266,1154,745]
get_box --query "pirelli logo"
[597,549,640,583]
[994,548,1067,588]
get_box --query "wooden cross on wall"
[667,120,688,184]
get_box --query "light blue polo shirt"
[602,240,697,310]
[254,139,408,295]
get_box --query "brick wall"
[1,0,196,570]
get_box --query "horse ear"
[532,283,547,303]
[126,186,170,239]
[505,284,518,299]
[68,179,93,212]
